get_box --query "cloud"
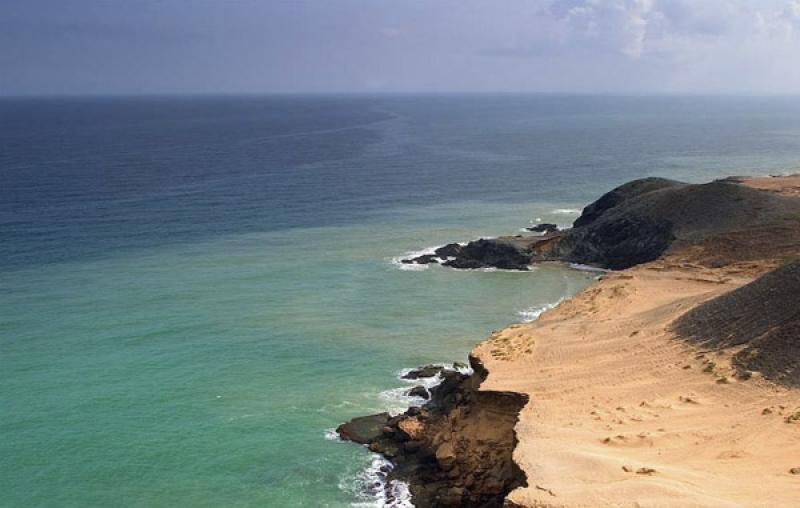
[3,0,800,94]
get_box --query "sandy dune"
[474,259,800,507]
[738,174,800,197]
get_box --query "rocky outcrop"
[441,239,532,271]
[402,365,445,380]
[526,223,559,234]
[402,177,800,271]
[672,260,800,386]
[338,356,528,507]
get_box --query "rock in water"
[407,385,430,399]
[526,223,558,233]
[442,239,531,270]
[402,365,445,379]
[336,413,391,444]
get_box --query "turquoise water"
[3,95,800,506]
[2,201,596,507]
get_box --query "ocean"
[2,95,800,507]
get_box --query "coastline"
[341,174,800,507]
[476,259,800,507]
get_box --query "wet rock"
[337,413,391,444]
[442,239,531,271]
[526,223,558,233]
[414,254,440,264]
[402,365,444,380]
[407,385,429,399]
[434,243,463,258]
[340,355,529,508]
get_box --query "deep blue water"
[2,95,800,507]
[4,95,800,270]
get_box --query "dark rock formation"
[434,243,464,258]
[441,239,531,270]
[336,413,391,444]
[407,385,430,399]
[338,357,528,507]
[672,260,800,386]
[402,365,444,380]
[572,177,681,228]
[402,177,800,271]
[526,223,559,233]
[402,254,440,264]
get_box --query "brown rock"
[336,413,390,444]
[436,441,457,471]
[439,487,465,506]
[403,440,423,453]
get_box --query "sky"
[3,0,800,95]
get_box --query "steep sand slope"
[474,259,800,507]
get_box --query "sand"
[737,174,800,197]
[473,258,800,507]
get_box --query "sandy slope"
[473,258,800,507]
[738,174,800,197]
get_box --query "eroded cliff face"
[337,355,528,507]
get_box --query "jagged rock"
[442,239,531,270]
[408,385,429,399]
[439,487,465,506]
[403,440,423,453]
[434,243,463,258]
[526,223,558,233]
[413,254,440,264]
[406,177,800,272]
[406,406,423,416]
[402,365,444,379]
[336,413,390,444]
[435,442,457,470]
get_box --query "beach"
[344,175,800,507]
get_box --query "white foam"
[449,265,539,273]
[551,208,582,215]
[346,455,415,508]
[378,363,473,414]
[568,263,609,273]
[518,299,563,322]
[378,387,426,415]
[324,428,343,442]
[345,362,474,506]
[390,245,441,271]
[390,242,470,271]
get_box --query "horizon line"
[5,90,800,100]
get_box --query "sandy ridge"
[471,177,800,507]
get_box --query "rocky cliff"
[404,177,800,270]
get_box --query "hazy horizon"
[4,0,800,97]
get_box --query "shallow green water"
[1,200,597,507]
